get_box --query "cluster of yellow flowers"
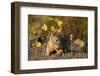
[42,24,48,31]
[31,17,63,48]
[32,40,41,48]
[41,17,63,33]
[51,19,63,33]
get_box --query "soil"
[28,45,88,61]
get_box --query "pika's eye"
[56,40,59,42]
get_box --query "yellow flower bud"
[42,24,47,31]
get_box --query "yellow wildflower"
[35,41,41,47]
[56,49,64,56]
[32,29,36,34]
[57,20,63,26]
[80,40,85,48]
[42,24,47,31]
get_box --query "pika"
[46,33,61,56]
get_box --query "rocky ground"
[28,46,88,61]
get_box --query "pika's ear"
[50,34,53,40]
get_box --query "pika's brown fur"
[46,33,61,56]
